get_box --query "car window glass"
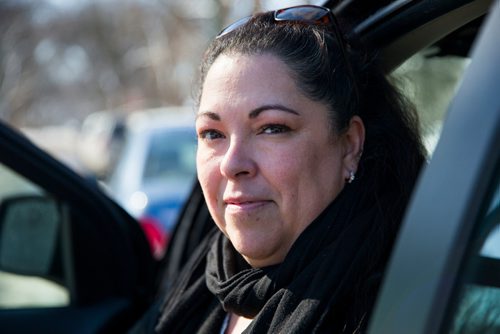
[445,170,500,333]
[480,189,500,259]
[0,163,69,309]
[391,47,470,156]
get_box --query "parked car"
[0,0,497,333]
[105,108,197,259]
[76,110,127,178]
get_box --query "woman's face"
[196,53,357,267]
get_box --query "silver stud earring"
[347,171,355,184]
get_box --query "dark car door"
[369,1,500,333]
[0,122,157,333]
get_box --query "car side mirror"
[0,195,61,276]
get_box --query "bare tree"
[0,0,233,128]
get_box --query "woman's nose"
[220,139,257,179]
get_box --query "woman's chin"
[230,236,286,268]
[219,207,290,267]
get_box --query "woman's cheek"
[259,144,297,179]
[197,151,222,203]
[196,143,216,174]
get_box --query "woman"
[155,5,425,333]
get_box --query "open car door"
[369,1,500,333]
[0,122,157,333]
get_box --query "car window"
[0,163,69,308]
[391,47,470,156]
[142,128,197,182]
[444,168,500,333]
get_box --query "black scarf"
[156,187,390,333]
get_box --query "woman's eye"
[198,129,224,140]
[260,124,291,135]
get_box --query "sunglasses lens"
[274,6,330,23]
[217,16,251,38]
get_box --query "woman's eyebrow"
[196,105,300,121]
[249,105,300,119]
[196,111,220,121]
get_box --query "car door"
[368,1,500,333]
[0,122,157,333]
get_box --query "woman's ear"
[342,116,365,182]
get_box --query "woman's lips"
[224,199,272,212]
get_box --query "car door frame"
[368,1,500,333]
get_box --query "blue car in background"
[105,107,197,259]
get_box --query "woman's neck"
[226,313,253,334]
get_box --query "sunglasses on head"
[216,5,359,101]
[217,5,335,38]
